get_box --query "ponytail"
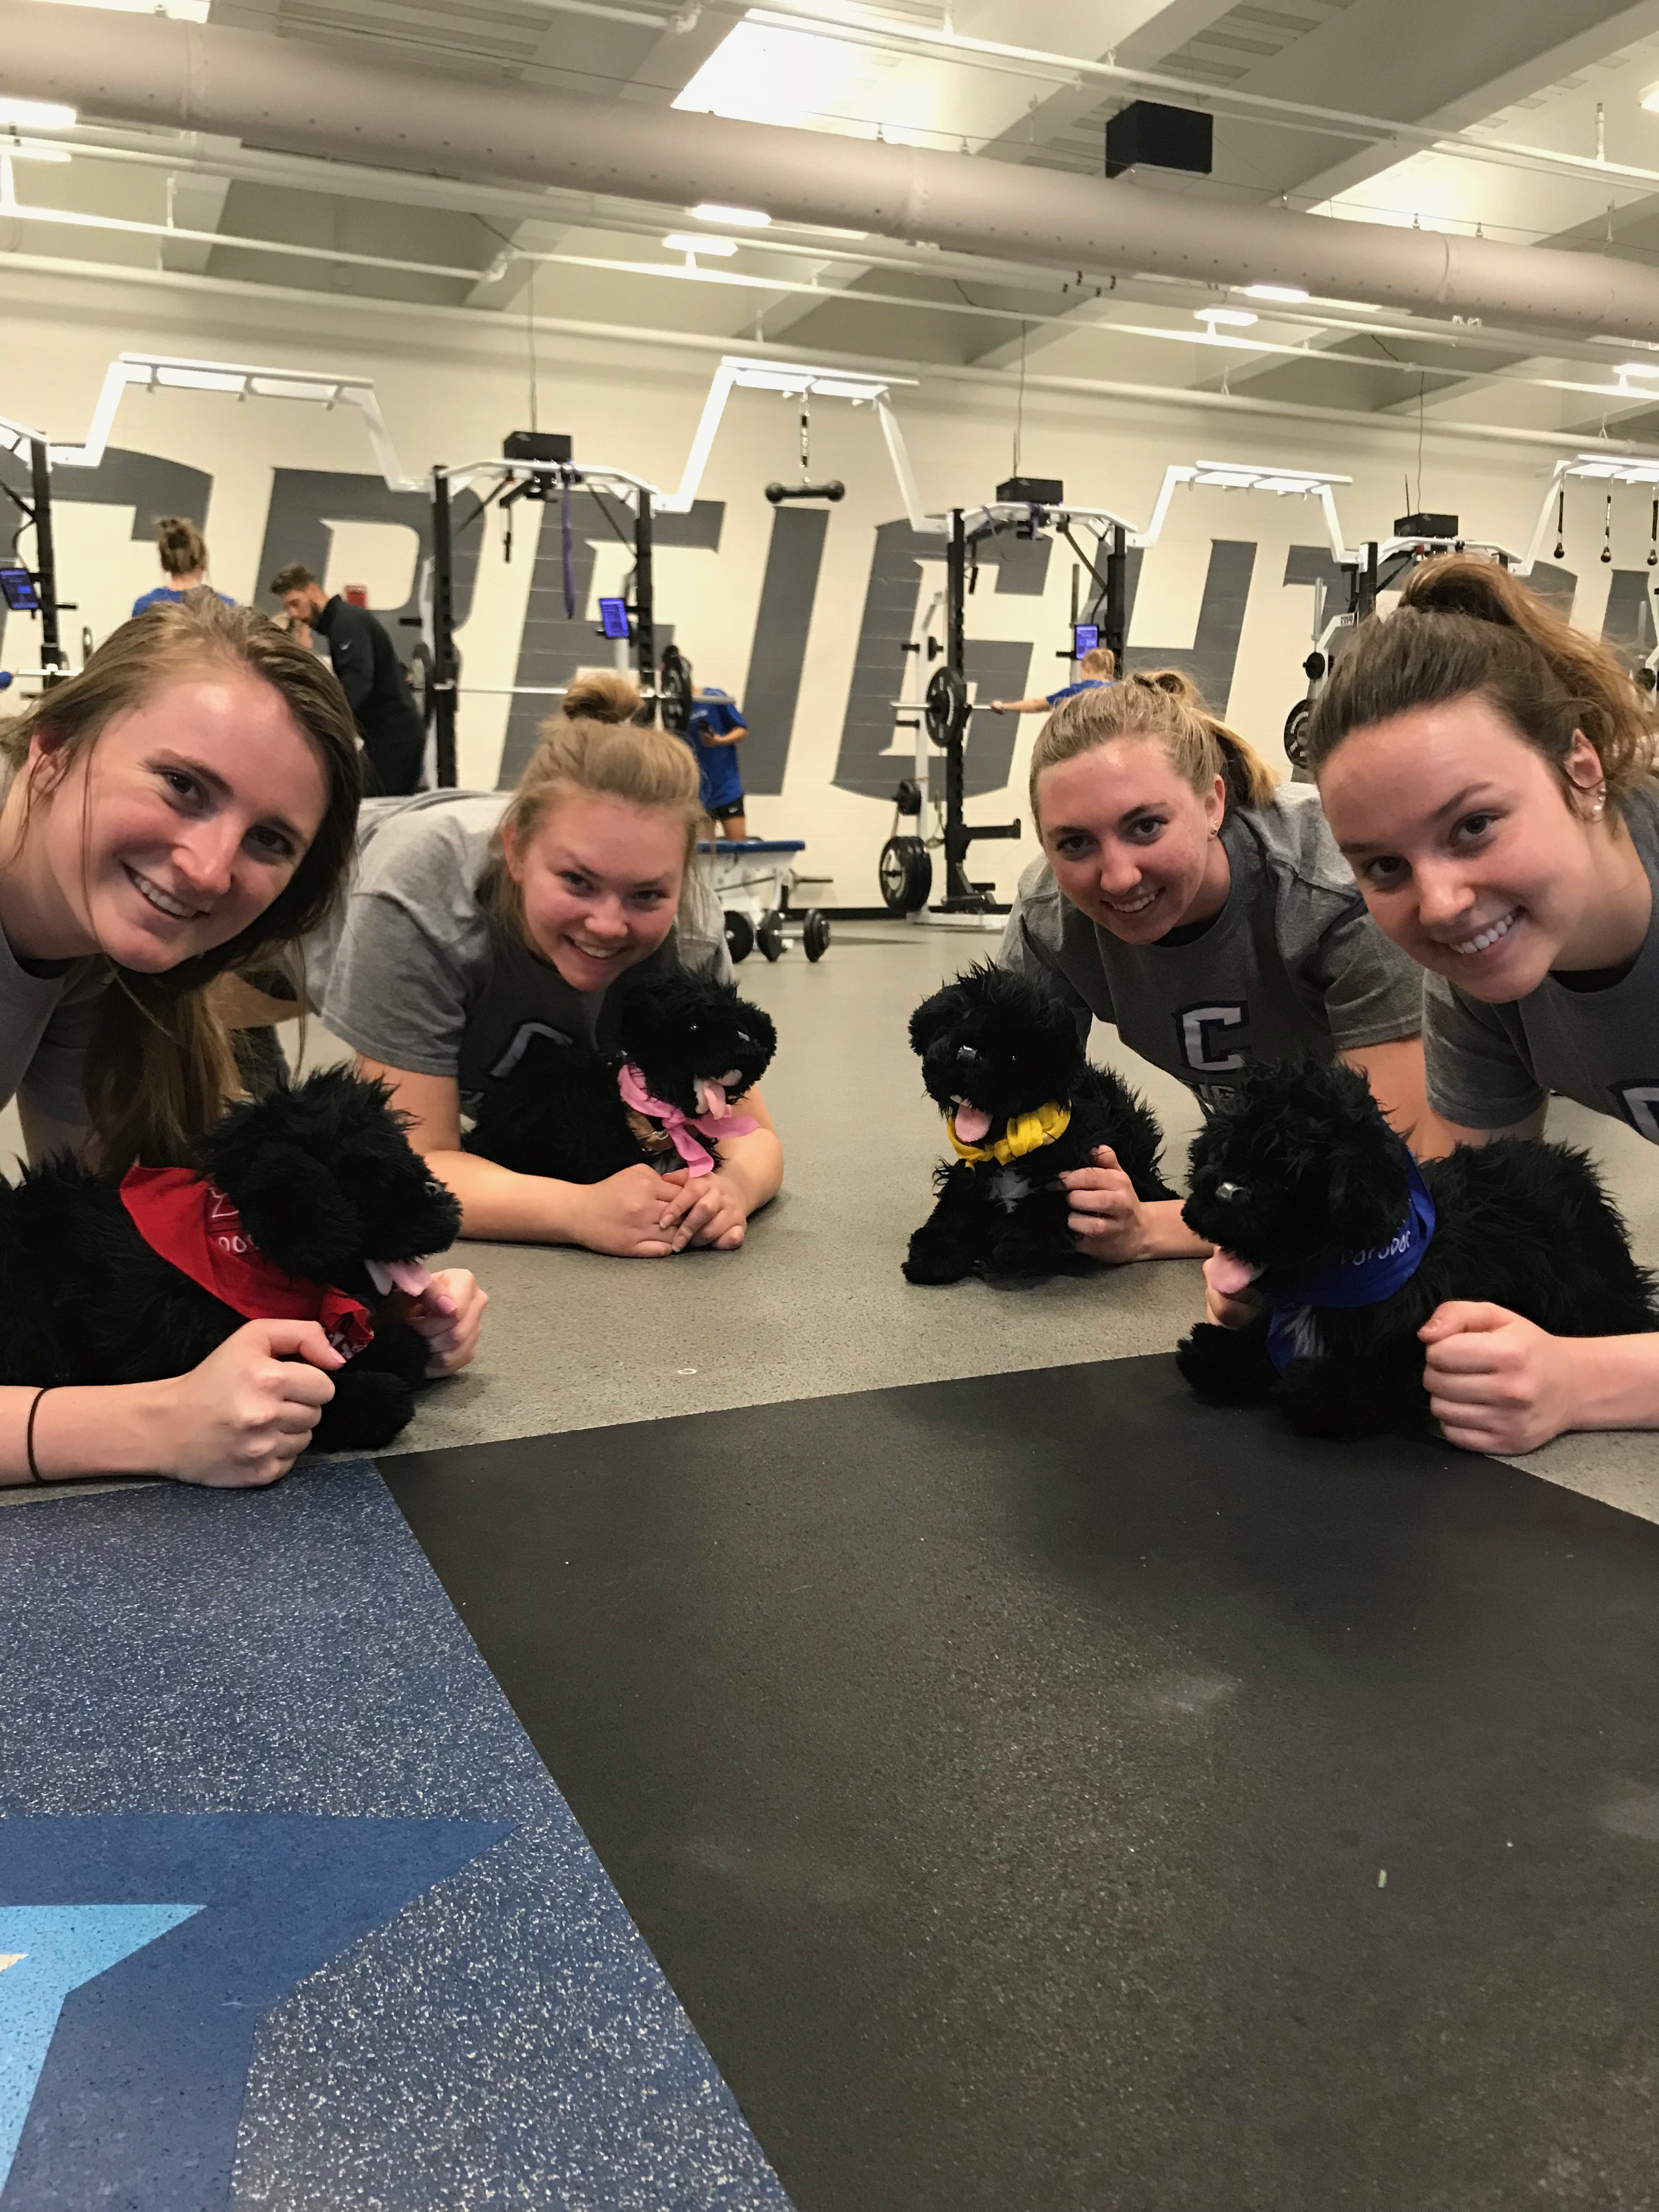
[1031,667,1278,825]
[1304,552,1659,810]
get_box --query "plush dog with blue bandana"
[904,962,1173,1284]
[1177,1056,1657,1437]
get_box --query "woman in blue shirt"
[686,685,750,840]
[131,517,234,618]
[991,644,1116,716]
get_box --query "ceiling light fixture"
[1641,81,1659,112]
[1243,284,1311,304]
[1617,361,1659,377]
[1195,307,1257,328]
[664,232,738,256]
[0,99,77,131]
[689,202,771,227]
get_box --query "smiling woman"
[312,669,783,1258]
[1302,554,1659,1453]
[0,596,483,1490]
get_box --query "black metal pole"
[430,465,458,788]
[944,508,970,899]
[29,438,65,682]
[632,488,656,724]
[1105,523,1127,674]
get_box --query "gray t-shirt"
[1000,789,1422,1102]
[0,922,105,1130]
[1424,780,1659,1142]
[314,791,732,1116]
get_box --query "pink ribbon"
[616,1061,758,1177]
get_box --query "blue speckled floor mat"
[0,1463,792,2212]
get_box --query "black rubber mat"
[385,1356,1659,2212]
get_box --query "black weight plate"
[924,666,967,747]
[659,644,695,735]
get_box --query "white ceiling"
[9,0,1659,441]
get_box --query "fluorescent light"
[1643,81,1659,111]
[664,232,738,256]
[689,202,771,228]
[1195,307,1257,328]
[0,99,76,131]
[4,140,71,163]
[1244,284,1310,304]
[1618,362,1659,377]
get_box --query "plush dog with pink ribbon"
[465,972,777,1192]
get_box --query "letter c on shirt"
[1612,1081,1659,1144]
[1177,1002,1249,1076]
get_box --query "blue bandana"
[1264,1155,1437,1374]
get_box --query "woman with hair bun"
[1305,552,1659,1452]
[315,668,783,1257]
[132,517,234,617]
[999,668,1430,1269]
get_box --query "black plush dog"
[466,972,777,1186]
[1177,1056,1658,1437]
[904,962,1173,1284]
[0,1066,462,1454]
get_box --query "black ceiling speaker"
[504,431,573,463]
[1105,101,1214,181]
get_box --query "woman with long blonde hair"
[0,597,483,1488]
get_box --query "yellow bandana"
[947,1099,1072,1166]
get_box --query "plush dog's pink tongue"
[1205,1250,1261,1296]
[366,1257,435,1299]
[952,1099,992,1143]
[697,1079,729,1120]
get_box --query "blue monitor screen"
[597,596,630,641]
[0,567,40,613]
[1073,622,1099,657]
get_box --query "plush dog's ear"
[230,1142,364,1278]
[908,984,963,1059]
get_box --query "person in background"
[991,643,1116,717]
[269,564,426,798]
[132,517,234,618]
[684,684,751,842]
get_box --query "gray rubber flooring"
[2,923,1652,1515]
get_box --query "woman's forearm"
[424,1147,592,1244]
[1133,1198,1211,1261]
[0,1381,168,1486]
[1569,1335,1659,1432]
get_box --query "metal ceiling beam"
[8,0,1659,346]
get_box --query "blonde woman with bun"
[315,669,783,1257]
[1304,552,1659,1453]
[991,642,1116,716]
[133,517,233,618]
[999,668,1432,1269]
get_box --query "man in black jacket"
[270,563,426,795]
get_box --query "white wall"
[0,263,1631,907]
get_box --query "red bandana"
[119,1166,375,1358]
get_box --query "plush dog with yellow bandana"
[904,962,1172,1284]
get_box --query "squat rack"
[419,451,678,788]
[0,415,67,692]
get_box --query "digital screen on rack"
[597,596,630,641]
[0,567,40,613]
[1073,623,1099,657]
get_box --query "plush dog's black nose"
[956,1045,980,1063]
[1215,1180,1249,1202]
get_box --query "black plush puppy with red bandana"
[905,962,1173,1284]
[0,1067,461,1453]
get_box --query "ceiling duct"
[3,0,1658,346]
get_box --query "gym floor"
[5,924,1659,2210]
